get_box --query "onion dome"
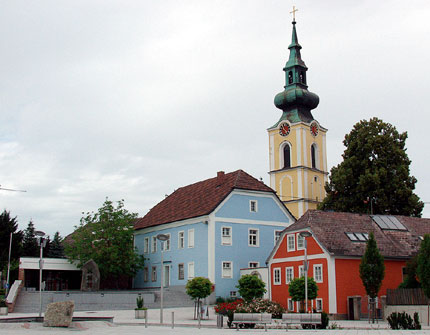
[274,20,319,123]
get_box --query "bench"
[232,313,272,331]
[282,313,321,330]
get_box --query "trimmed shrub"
[387,311,420,330]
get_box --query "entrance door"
[163,265,170,287]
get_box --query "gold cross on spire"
[290,5,298,21]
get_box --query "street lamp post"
[35,231,47,318]
[300,231,312,313]
[156,233,170,324]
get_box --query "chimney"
[217,171,225,186]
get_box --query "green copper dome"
[274,20,319,122]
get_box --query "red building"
[267,210,430,319]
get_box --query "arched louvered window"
[311,144,316,169]
[283,145,291,168]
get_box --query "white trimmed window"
[285,267,294,284]
[287,298,294,311]
[178,263,184,280]
[143,237,149,254]
[249,228,259,247]
[287,234,295,251]
[314,264,323,283]
[222,261,233,278]
[151,236,157,253]
[188,229,195,248]
[250,200,258,212]
[222,227,232,245]
[188,262,195,279]
[299,265,305,278]
[316,298,323,312]
[230,291,237,298]
[163,233,171,251]
[249,262,259,268]
[297,234,305,250]
[178,231,184,249]
[151,266,157,282]
[143,267,148,282]
[273,267,281,285]
[274,230,282,245]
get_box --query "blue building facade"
[133,170,295,300]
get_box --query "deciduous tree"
[319,118,423,216]
[236,274,266,301]
[64,198,144,288]
[185,277,213,319]
[288,276,318,311]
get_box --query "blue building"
[133,170,295,300]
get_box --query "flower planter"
[0,307,8,316]
[135,309,146,319]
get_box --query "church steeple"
[268,9,328,219]
[274,19,319,124]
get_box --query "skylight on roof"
[371,215,407,231]
[346,232,369,242]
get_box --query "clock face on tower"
[310,121,319,137]
[279,122,291,137]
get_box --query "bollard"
[144,309,148,328]
[172,311,174,329]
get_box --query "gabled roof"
[134,170,277,230]
[278,210,430,259]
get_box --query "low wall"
[384,305,429,325]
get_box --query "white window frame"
[230,291,237,298]
[163,233,171,251]
[299,265,304,278]
[143,267,149,282]
[188,262,195,279]
[297,233,305,250]
[313,264,323,283]
[274,230,282,245]
[315,298,323,312]
[273,267,281,285]
[248,228,259,247]
[143,237,149,254]
[249,200,258,212]
[178,231,184,249]
[287,298,294,311]
[285,266,294,284]
[151,236,157,253]
[249,262,259,268]
[188,229,195,248]
[221,226,232,245]
[222,261,233,278]
[287,234,295,252]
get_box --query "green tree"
[22,221,39,257]
[417,234,430,325]
[319,118,423,217]
[185,277,213,320]
[64,198,144,287]
[398,256,420,289]
[46,231,65,258]
[359,232,385,323]
[0,210,23,282]
[236,274,266,301]
[288,276,318,311]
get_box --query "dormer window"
[288,71,293,84]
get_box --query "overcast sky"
[1,0,429,237]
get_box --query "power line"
[0,185,27,192]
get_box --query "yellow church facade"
[268,17,328,219]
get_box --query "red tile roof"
[134,170,275,230]
[282,210,430,259]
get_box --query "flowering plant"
[235,298,285,318]
[214,299,243,328]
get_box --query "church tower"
[268,14,328,219]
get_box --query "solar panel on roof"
[371,215,407,231]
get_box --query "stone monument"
[80,259,100,291]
